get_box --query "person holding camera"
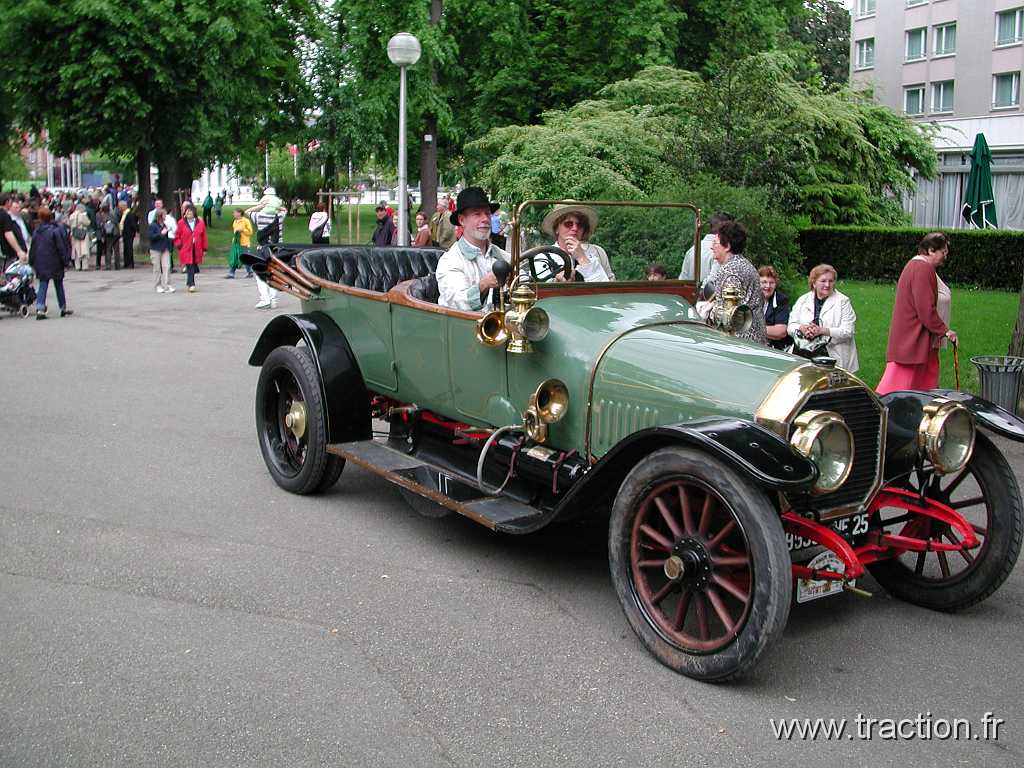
[787,263,858,371]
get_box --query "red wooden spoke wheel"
[609,447,791,682]
[868,432,1022,610]
[630,479,753,653]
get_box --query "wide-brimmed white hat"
[541,202,598,238]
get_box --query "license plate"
[796,551,850,603]
[787,511,870,552]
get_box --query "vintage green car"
[247,200,1023,682]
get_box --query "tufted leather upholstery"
[408,273,439,303]
[299,246,444,294]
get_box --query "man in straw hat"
[541,202,613,281]
[436,187,509,311]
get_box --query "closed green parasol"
[962,133,998,228]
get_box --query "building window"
[906,28,927,61]
[993,72,1021,108]
[856,38,875,70]
[904,85,926,115]
[932,80,954,113]
[906,0,927,6]
[996,8,1023,46]
[857,0,876,16]
[934,23,956,55]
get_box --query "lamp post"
[386,32,421,246]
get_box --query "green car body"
[307,288,800,458]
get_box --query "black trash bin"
[971,356,1024,414]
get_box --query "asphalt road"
[2,268,1022,767]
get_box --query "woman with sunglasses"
[540,203,614,282]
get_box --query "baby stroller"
[0,259,37,318]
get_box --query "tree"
[468,55,937,226]
[787,0,851,89]
[2,0,314,232]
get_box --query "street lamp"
[387,31,421,246]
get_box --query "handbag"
[71,225,89,240]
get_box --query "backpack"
[104,217,118,237]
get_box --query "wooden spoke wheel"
[867,432,1022,611]
[609,447,791,682]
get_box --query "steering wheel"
[522,245,573,282]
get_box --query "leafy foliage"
[2,0,314,187]
[786,0,851,88]
[469,55,937,228]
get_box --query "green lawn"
[201,204,391,265]
[803,279,1018,394]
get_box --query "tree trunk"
[1010,280,1024,356]
[136,147,152,251]
[420,114,438,216]
[418,0,443,217]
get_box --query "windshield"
[509,200,702,285]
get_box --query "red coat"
[174,218,208,265]
[886,257,947,364]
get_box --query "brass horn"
[476,310,509,347]
[523,378,569,443]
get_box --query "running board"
[327,439,546,533]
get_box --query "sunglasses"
[560,219,584,230]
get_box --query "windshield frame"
[509,199,704,286]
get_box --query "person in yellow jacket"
[226,207,254,278]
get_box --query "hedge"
[798,226,1024,290]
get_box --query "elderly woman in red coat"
[173,202,208,293]
[876,232,958,394]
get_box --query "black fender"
[554,418,818,519]
[249,312,371,444]
[880,389,1024,480]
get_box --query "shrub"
[654,175,801,280]
[798,226,1024,290]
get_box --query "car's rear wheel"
[256,345,341,494]
[867,432,1022,611]
[608,447,791,682]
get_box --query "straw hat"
[541,202,599,238]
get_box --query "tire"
[867,432,1023,611]
[315,455,346,493]
[608,447,791,682]
[256,345,332,494]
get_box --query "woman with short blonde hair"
[787,263,858,370]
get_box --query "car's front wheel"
[256,345,343,494]
[609,447,791,682]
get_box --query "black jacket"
[28,222,70,280]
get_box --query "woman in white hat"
[541,203,614,282]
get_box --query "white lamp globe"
[387,32,421,66]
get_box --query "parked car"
[246,200,1024,681]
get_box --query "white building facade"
[851,0,1024,228]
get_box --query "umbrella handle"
[952,339,961,390]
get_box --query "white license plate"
[787,511,870,552]
[796,551,850,603]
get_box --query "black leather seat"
[299,246,443,294]
[408,273,439,303]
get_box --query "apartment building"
[850,0,1024,228]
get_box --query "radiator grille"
[791,387,884,516]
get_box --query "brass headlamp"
[918,398,975,474]
[504,280,550,354]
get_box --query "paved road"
[2,269,1022,767]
